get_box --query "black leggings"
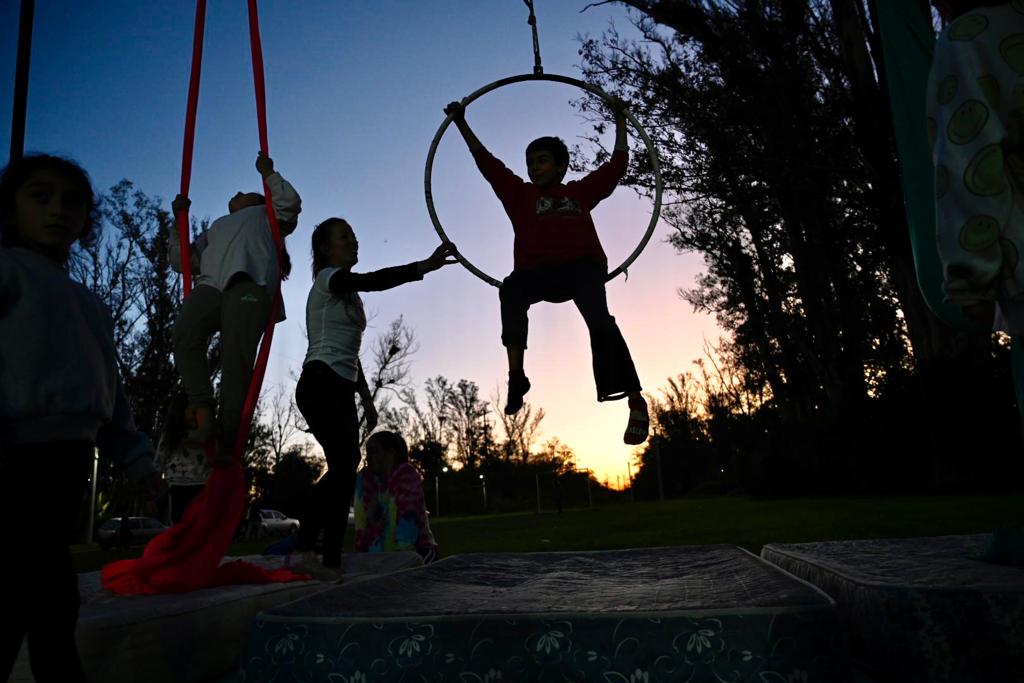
[294,361,360,566]
[0,441,92,683]
[500,258,641,401]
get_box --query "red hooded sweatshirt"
[472,146,627,271]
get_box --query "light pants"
[172,280,270,450]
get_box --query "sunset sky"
[0,1,720,485]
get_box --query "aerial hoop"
[425,72,663,288]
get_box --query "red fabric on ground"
[102,465,310,595]
[101,0,305,596]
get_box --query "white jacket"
[169,172,301,308]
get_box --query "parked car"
[259,509,300,537]
[96,516,167,550]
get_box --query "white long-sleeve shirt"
[927,4,1024,331]
[304,266,366,382]
[303,263,423,382]
[169,172,301,308]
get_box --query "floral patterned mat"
[241,545,848,682]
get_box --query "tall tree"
[577,0,1011,473]
[493,384,546,464]
[534,437,577,474]
[401,375,456,455]
[252,442,324,515]
[70,180,183,439]
[446,379,495,470]
[359,316,417,443]
[258,383,305,469]
[400,376,499,471]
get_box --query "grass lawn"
[427,494,1024,556]
[71,494,1024,572]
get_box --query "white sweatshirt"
[0,248,157,483]
[169,172,301,318]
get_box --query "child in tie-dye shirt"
[354,431,438,563]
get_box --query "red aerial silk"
[103,0,307,595]
[102,467,306,594]
[174,0,205,297]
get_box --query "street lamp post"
[655,442,665,502]
[627,462,635,503]
[437,466,449,517]
[86,447,99,543]
[535,473,542,514]
[479,473,487,510]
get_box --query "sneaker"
[504,373,531,415]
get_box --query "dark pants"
[294,361,360,567]
[500,259,642,401]
[0,441,93,683]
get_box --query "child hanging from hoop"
[0,154,164,682]
[169,152,300,465]
[445,98,649,444]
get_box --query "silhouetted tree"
[409,440,446,479]
[252,443,323,516]
[70,180,183,438]
[357,316,417,443]
[401,375,456,461]
[447,379,495,470]
[255,383,305,470]
[578,0,1020,490]
[70,181,189,505]
[493,384,546,464]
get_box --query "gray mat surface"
[245,545,848,682]
[10,551,422,683]
[269,545,830,619]
[762,534,1024,682]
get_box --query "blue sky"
[1,1,718,484]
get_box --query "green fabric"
[876,0,979,328]
[877,0,1024,434]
